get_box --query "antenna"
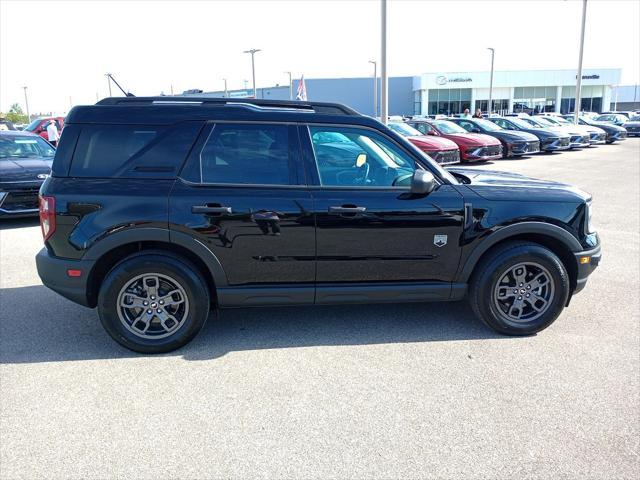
[106,73,135,97]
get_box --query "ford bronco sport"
[36,97,601,353]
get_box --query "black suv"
[36,97,601,353]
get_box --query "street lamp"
[574,0,588,123]
[22,86,30,123]
[105,73,112,96]
[284,71,293,100]
[223,78,228,97]
[487,48,495,116]
[243,48,261,98]
[380,0,388,124]
[369,60,378,117]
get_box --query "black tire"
[97,253,210,353]
[469,241,570,336]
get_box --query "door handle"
[328,206,366,214]
[192,205,232,214]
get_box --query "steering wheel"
[354,162,370,185]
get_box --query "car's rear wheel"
[98,253,210,353]
[469,242,570,335]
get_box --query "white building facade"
[413,68,622,116]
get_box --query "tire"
[97,253,210,353]
[469,242,570,336]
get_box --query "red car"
[387,121,460,165]
[406,118,503,163]
[23,116,65,142]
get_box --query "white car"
[534,115,607,145]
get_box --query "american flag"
[296,75,307,101]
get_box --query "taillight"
[39,195,56,242]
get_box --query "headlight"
[586,201,595,234]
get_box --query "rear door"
[169,122,316,305]
[300,124,464,292]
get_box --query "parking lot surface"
[1,140,639,479]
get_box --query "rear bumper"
[573,244,602,295]
[36,248,94,307]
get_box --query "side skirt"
[217,282,467,307]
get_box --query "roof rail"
[95,96,359,115]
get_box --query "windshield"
[387,122,423,137]
[510,118,539,129]
[24,119,43,132]
[432,120,467,134]
[520,117,548,128]
[548,116,571,125]
[474,119,503,131]
[0,135,55,159]
[533,117,558,126]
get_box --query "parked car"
[447,117,540,157]
[600,111,635,119]
[562,115,627,143]
[486,117,571,152]
[387,121,460,165]
[524,116,591,148]
[0,118,16,130]
[622,115,640,137]
[0,131,55,217]
[594,113,628,127]
[23,116,65,141]
[405,119,503,162]
[535,115,607,144]
[36,96,601,353]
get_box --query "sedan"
[536,115,607,144]
[448,117,540,157]
[486,117,571,152]
[387,122,460,165]
[0,131,55,217]
[561,115,627,144]
[594,113,628,127]
[406,119,503,162]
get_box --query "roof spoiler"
[95,96,359,116]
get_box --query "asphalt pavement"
[1,139,638,479]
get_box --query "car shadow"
[0,285,507,364]
[0,217,39,230]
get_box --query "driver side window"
[308,126,416,188]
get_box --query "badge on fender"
[434,234,447,247]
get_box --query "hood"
[448,167,591,202]
[407,135,458,150]
[588,121,626,132]
[486,130,539,142]
[0,157,53,183]
[624,121,640,128]
[442,132,501,147]
[521,126,566,139]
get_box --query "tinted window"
[0,135,55,159]
[309,126,415,187]
[410,122,434,134]
[198,124,294,185]
[69,123,202,178]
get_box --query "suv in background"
[24,116,65,142]
[36,97,601,353]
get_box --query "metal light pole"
[380,0,388,124]
[243,49,261,98]
[105,73,112,96]
[22,86,30,122]
[369,60,378,117]
[223,78,228,97]
[574,0,588,123]
[487,48,495,116]
[284,71,293,100]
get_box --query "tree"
[6,103,28,124]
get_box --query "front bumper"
[462,144,503,161]
[573,244,602,295]
[588,132,606,144]
[568,134,591,148]
[429,149,460,165]
[541,137,571,151]
[606,131,627,142]
[625,126,640,136]
[508,140,540,156]
[0,183,41,217]
[36,248,95,307]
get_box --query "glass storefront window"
[427,88,472,115]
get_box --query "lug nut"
[156,309,162,313]
[159,300,164,305]
[147,309,152,314]
[518,296,522,300]
[143,301,149,306]
[150,295,156,300]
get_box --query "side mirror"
[410,170,437,195]
[427,130,437,136]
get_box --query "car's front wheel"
[469,242,570,335]
[97,253,210,353]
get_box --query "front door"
[301,124,464,287]
[170,122,315,304]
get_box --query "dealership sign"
[577,74,600,80]
[436,75,472,85]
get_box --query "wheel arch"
[459,222,580,291]
[84,229,227,308]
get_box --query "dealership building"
[190,68,625,117]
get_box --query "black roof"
[65,96,373,126]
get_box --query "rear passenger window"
[68,123,202,178]
[199,124,293,185]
